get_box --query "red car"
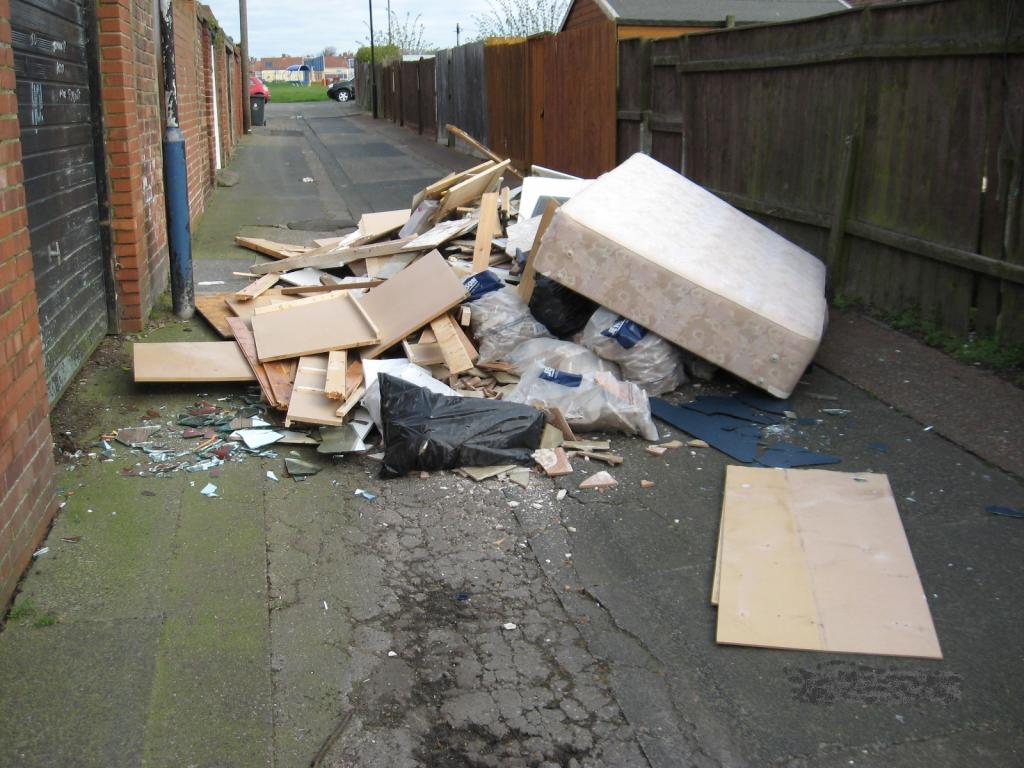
[249,76,270,102]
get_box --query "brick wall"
[174,1,214,226]
[0,0,59,610]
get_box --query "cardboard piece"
[533,153,827,398]
[251,291,380,362]
[133,342,255,383]
[716,466,942,659]
[356,250,468,359]
[285,355,347,427]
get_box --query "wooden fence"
[618,0,1024,343]
[437,43,489,148]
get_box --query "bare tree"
[474,0,570,38]
[321,45,338,57]
[361,10,433,55]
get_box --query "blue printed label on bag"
[463,271,504,301]
[539,367,582,387]
[601,317,646,349]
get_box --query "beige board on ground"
[133,342,256,383]
[356,250,468,359]
[251,291,380,362]
[359,209,410,241]
[532,153,827,398]
[285,355,347,427]
[716,466,942,659]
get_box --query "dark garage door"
[12,0,108,402]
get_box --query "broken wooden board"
[568,449,623,466]
[403,217,477,252]
[449,318,479,364]
[195,293,235,338]
[264,359,297,409]
[324,349,348,400]
[249,237,416,275]
[445,125,523,180]
[225,317,281,408]
[356,250,468,359]
[344,358,364,399]
[234,236,311,260]
[437,160,511,221]
[279,280,383,295]
[414,159,496,209]
[358,209,411,241]
[545,407,577,442]
[234,273,279,302]
[133,342,255,383]
[334,384,366,418]
[430,313,474,375]
[251,291,380,362]
[472,192,500,274]
[716,466,942,659]
[285,355,347,427]
[518,199,558,303]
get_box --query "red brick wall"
[0,0,58,610]
[174,0,213,226]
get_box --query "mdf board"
[133,343,256,383]
[285,355,346,427]
[356,250,469,359]
[359,209,410,241]
[251,291,380,362]
[716,466,942,659]
[13,0,108,401]
[533,153,827,398]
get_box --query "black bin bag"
[379,374,546,479]
[529,275,598,338]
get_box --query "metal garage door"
[12,0,109,402]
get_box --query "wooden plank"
[716,466,942,659]
[358,209,411,241]
[234,236,310,259]
[430,313,474,375]
[285,355,348,427]
[518,199,558,303]
[225,317,280,408]
[225,289,299,321]
[233,273,279,302]
[437,160,512,220]
[334,384,366,419]
[133,342,256,383]
[472,192,501,274]
[356,250,469,359]
[279,280,383,295]
[449,313,479,363]
[251,291,380,362]
[324,350,348,400]
[344,358,364,398]
[195,293,235,338]
[402,340,445,367]
[264,359,297,409]
[249,237,416,275]
[446,124,523,179]
[414,159,496,208]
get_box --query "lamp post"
[239,0,251,132]
[368,0,378,119]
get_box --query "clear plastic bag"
[468,284,552,363]
[505,338,619,378]
[577,308,687,395]
[505,363,659,441]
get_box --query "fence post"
[827,133,859,297]
[639,38,652,156]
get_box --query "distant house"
[560,0,850,38]
[255,53,355,84]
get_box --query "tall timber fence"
[618,0,1024,343]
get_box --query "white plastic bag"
[577,308,687,395]
[506,338,619,378]
[505,363,659,441]
[469,285,552,363]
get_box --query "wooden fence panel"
[435,49,450,138]
[617,0,1024,344]
[419,57,437,137]
[485,40,529,168]
[543,22,617,178]
[441,42,488,146]
[527,34,549,168]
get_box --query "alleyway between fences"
[0,100,1022,768]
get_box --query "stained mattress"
[532,153,827,398]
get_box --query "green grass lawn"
[266,82,329,103]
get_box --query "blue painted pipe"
[163,126,194,319]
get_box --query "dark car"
[327,79,355,102]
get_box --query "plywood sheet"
[226,316,280,407]
[251,291,380,362]
[195,293,235,338]
[133,342,256,383]
[356,250,469,359]
[716,466,942,659]
[285,355,346,427]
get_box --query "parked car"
[327,79,355,102]
[249,76,270,102]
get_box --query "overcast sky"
[202,0,499,57]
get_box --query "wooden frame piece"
[249,237,416,275]
[279,280,383,295]
[324,349,348,400]
[437,160,512,221]
[472,192,501,274]
[234,273,279,302]
[518,199,559,303]
[285,355,347,427]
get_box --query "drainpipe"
[159,0,195,319]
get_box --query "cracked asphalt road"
[0,100,1021,768]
